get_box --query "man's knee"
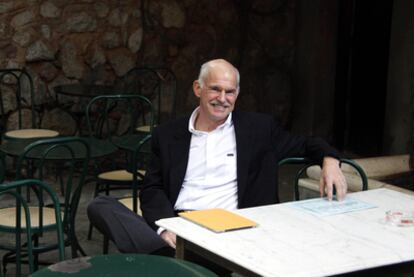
[87,195,122,237]
[86,195,169,254]
[87,196,117,218]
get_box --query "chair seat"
[0,206,64,229]
[119,197,142,215]
[98,169,145,181]
[135,125,156,133]
[5,129,59,139]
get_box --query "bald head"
[198,59,240,91]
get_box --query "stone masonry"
[0,0,295,135]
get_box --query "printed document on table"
[289,197,376,216]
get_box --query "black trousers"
[87,196,231,276]
[87,196,171,254]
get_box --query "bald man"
[88,59,346,267]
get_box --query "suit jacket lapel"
[169,118,191,203]
[233,111,251,206]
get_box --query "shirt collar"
[188,107,233,134]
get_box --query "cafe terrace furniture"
[54,66,176,135]
[54,84,118,135]
[29,253,218,277]
[157,188,414,277]
[0,136,117,247]
[0,134,117,196]
[278,157,368,200]
[0,179,65,277]
[110,134,152,212]
[54,84,116,99]
[122,67,177,130]
[0,68,59,142]
[84,94,154,247]
[0,137,90,274]
[85,95,154,212]
[297,154,414,199]
[99,134,152,254]
[0,137,116,161]
[0,152,5,183]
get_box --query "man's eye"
[208,86,236,96]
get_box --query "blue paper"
[289,197,376,216]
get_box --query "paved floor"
[0,165,300,276]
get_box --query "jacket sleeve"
[271,119,341,164]
[139,127,176,230]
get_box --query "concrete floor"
[0,165,300,276]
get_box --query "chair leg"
[2,250,26,275]
[2,240,36,275]
[33,235,39,272]
[69,221,87,258]
[87,182,102,240]
[103,235,109,254]
[87,181,102,240]
[2,253,10,276]
[87,223,94,240]
[70,218,88,258]
[57,163,65,196]
[76,243,87,257]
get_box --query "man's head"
[193,59,240,130]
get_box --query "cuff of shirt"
[156,227,165,235]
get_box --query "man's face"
[193,65,239,125]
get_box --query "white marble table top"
[157,188,414,277]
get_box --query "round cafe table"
[30,253,218,277]
[0,137,116,160]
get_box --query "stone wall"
[0,0,296,135]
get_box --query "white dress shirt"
[174,107,238,211]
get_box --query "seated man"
[88,58,346,264]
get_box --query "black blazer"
[140,111,340,230]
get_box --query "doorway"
[334,0,393,156]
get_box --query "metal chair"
[0,68,59,142]
[278,157,368,200]
[121,67,177,133]
[0,179,65,276]
[85,94,154,140]
[85,95,154,247]
[30,253,218,277]
[0,152,5,184]
[149,67,177,124]
[101,134,152,254]
[0,137,90,273]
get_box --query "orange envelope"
[179,208,258,233]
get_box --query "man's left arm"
[270,119,347,201]
[320,157,347,201]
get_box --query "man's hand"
[319,157,347,201]
[160,230,176,249]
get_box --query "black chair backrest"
[278,157,368,200]
[120,67,177,124]
[15,137,90,230]
[85,94,154,140]
[0,179,65,275]
[0,68,35,131]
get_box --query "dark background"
[1,0,412,158]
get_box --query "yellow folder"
[178,208,258,233]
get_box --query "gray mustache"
[211,102,230,108]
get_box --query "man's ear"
[193,80,202,98]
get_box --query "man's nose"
[217,89,226,102]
